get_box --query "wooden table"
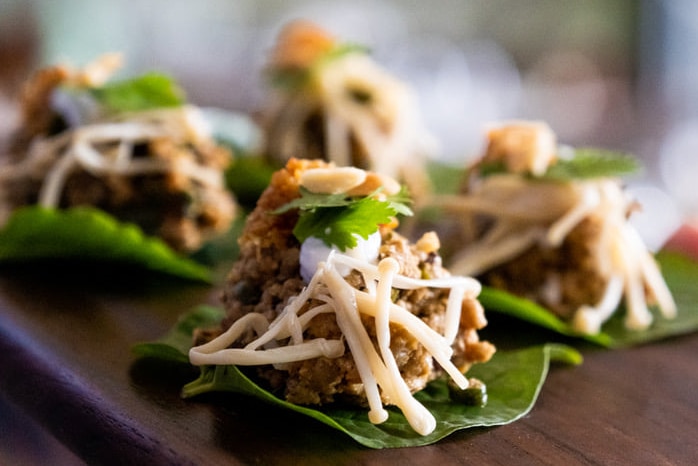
[1,260,697,465]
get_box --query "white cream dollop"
[300,231,381,283]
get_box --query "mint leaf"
[0,206,212,282]
[541,148,641,181]
[90,72,185,113]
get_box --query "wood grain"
[1,262,697,465]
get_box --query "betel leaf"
[599,251,698,346]
[478,287,613,347]
[181,343,580,449]
[131,306,581,449]
[89,72,185,113]
[0,206,212,282]
[133,305,224,363]
[273,187,413,251]
[479,251,698,348]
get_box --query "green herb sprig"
[89,72,185,113]
[473,148,642,181]
[541,148,641,181]
[267,43,369,91]
[272,186,413,251]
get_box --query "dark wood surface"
[1,259,698,466]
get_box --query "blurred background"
[1,0,697,234]
[0,2,696,461]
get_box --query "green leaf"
[479,251,698,348]
[133,305,224,363]
[268,43,369,91]
[600,251,698,346]
[541,148,641,181]
[179,343,579,448]
[133,304,580,448]
[459,148,641,182]
[274,187,413,251]
[426,161,466,195]
[478,287,613,347]
[272,188,356,214]
[90,72,185,113]
[293,197,397,250]
[0,206,212,282]
[319,43,370,65]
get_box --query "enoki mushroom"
[189,251,481,436]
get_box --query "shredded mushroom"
[262,21,437,198]
[0,106,222,214]
[190,250,480,436]
[437,121,676,334]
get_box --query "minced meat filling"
[220,158,494,406]
[1,63,236,253]
[482,214,608,319]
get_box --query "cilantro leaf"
[90,72,185,113]
[386,186,414,217]
[272,187,355,214]
[273,187,413,251]
[472,148,641,181]
[541,148,641,181]
[293,196,396,250]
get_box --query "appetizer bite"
[259,20,435,196]
[189,158,495,435]
[439,121,676,334]
[0,54,236,253]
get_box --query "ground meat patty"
[220,158,494,406]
